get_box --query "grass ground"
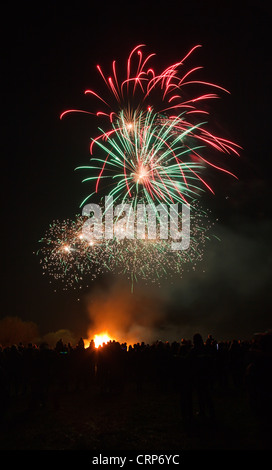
[0,380,270,452]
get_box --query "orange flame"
[84,332,112,349]
[93,333,111,348]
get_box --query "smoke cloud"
[1,213,270,347]
[0,316,39,347]
[0,317,78,349]
[82,217,272,344]
[42,329,77,348]
[83,280,169,345]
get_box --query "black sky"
[1,2,271,340]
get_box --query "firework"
[76,108,212,208]
[60,44,231,125]
[37,201,214,289]
[103,201,215,287]
[61,44,240,207]
[37,217,109,289]
[37,45,238,290]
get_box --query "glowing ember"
[63,244,71,253]
[133,164,149,183]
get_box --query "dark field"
[0,334,271,456]
[0,380,270,451]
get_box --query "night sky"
[1,2,271,343]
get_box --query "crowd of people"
[0,331,271,432]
